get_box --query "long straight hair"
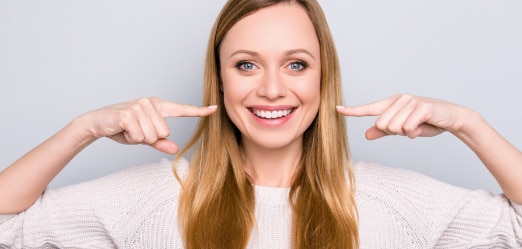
[175,0,358,248]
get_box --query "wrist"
[65,115,100,148]
[451,110,491,147]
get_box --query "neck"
[241,139,302,188]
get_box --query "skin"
[0,3,521,215]
[336,94,522,203]
[219,2,321,187]
[0,98,217,214]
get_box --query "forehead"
[220,3,320,57]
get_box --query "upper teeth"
[254,109,292,119]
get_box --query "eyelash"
[235,60,308,72]
[288,61,307,71]
[236,60,256,71]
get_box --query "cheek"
[221,73,253,127]
[221,68,260,104]
[222,86,243,131]
[222,73,247,106]
[294,74,321,108]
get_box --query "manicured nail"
[208,105,218,109]
[336,105,345,109]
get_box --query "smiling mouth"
[250,108,295,119]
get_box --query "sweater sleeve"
[0,186,118,249]
[354,162,522,248]
[434,190,522,248]
[0,158,183,249]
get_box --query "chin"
[246,133,302,150]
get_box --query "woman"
[1,0,521,248]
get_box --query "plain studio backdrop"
[1,1,521,193]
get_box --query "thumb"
[150,138,180,154]
[365,126,391,140]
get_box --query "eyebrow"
[285,49,316,61]
[228,50,258,59]
[228,49,316,60]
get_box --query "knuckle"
[129,103,143,114]
[402,126,415,135]
[149,97,161,104]
[396,94,414,104]
[400,93,413,99]
[119,109,133,122]
[149,97,163,110]
[143,136,157,145]
[393,93,407,101]
[388,126,403,134]
[126,133,144,144]
[418,102,432,113]
[375,121,387,131]
[135,98,152,109]
[157,129,170,138]
[405,126,421,138]
[402,123,416,133]
[385,121,405,134]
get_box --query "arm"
[356,161,521,248]
[453,111,522,203]
[336,94,522,203]
[0,97,217,214]
[1,159,185,248]
[0,118,96,214]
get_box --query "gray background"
[1,1,521,193]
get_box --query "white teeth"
[253,109,293,119]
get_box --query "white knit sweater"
[1,158,521,248]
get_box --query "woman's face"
[219,3,321,150]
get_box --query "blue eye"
[237,61,256,71]
[289,61,306,71]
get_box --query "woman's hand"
[336,94,474,140]
[337,94,522,203]
[78,97,217,154]
[0,98,217,214]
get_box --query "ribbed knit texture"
[1,158,521,248]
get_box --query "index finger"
[154,99,218,118]
[336,95,399,117]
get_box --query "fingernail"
[208,105,218,109]
[336,105,345,109]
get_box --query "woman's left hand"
[338,94,522,203]
[336,94,475,140]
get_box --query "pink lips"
[248,105,296,127]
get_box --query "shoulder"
[352,161,470,210]
[353,160,431,182]
[56,157,186,192]
[352,161,469,196]
[352,161,472,247]
[9,158,189,247]
[50,157,191,211]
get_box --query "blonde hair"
[175,0,358,248]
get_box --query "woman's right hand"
[78,97,217,154]
[0,97,216,214]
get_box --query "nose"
[256,68,287,100]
